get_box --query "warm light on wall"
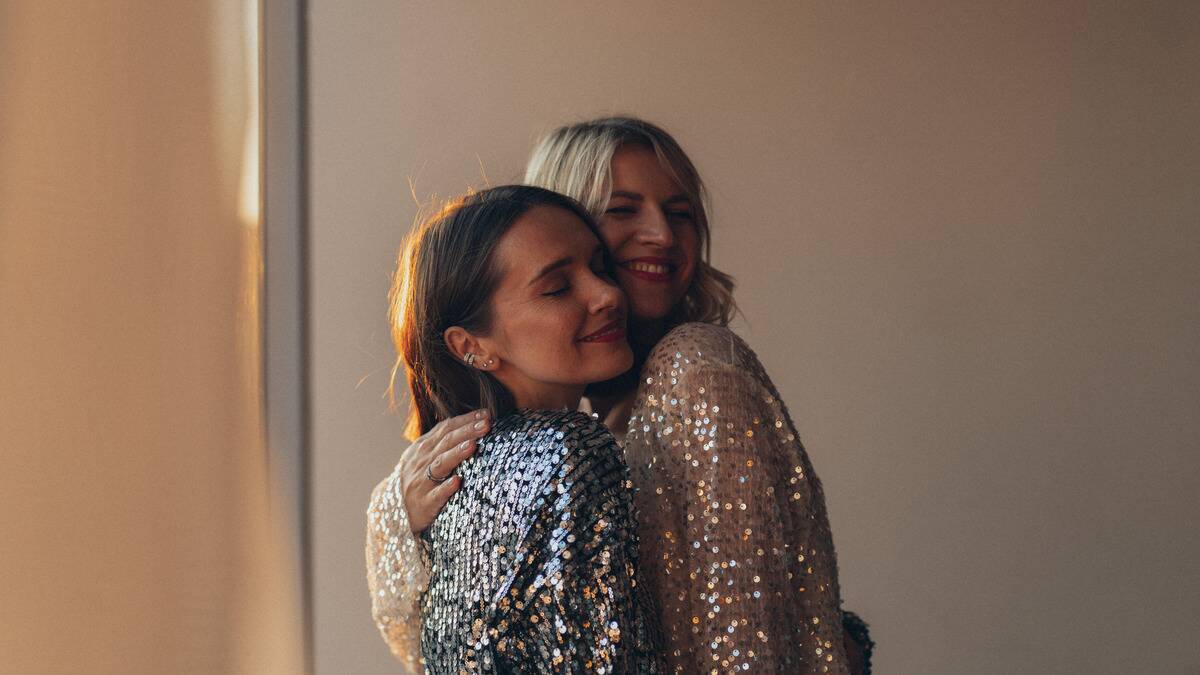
[238,0,260,230]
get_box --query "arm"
[365,468,430,673]
[364,410,490,671]
[627,328,849,674]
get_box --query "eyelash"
[604,206,693,220]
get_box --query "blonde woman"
[367,117,872,674]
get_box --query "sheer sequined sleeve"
[365,464,431,673]
[625,323,850,674]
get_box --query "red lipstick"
[619,256,675,283]
[579,320,624,343]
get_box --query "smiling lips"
[579,320,624,343]
[620,257,676,282]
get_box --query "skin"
[443,205,633,410]
[407,148,699,532]
[600,144,699,341]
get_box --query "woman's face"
[475,205,632,409]
[597,145,700,323]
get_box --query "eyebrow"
[530,256,572,285]
[609,190,692,206]
[528,244,606,286]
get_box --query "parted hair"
[524,116,737,327]
[387,185,603,439]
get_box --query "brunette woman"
[367,185,661,673]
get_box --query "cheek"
[678,225,701,282]
[499,306,583,365]
[597,220,632,257]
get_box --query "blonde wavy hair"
[524,116,737,327]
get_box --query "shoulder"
[490,408,614,445]
[479,409,620,468]
[433,410,623,532]
[458,410,627,529]
[635,323,780,419]
[644,322,759,373]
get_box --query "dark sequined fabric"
[625,323,850,674]
[414,409,659,674]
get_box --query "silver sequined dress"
[368,409,661,674]
[367,323,852,674]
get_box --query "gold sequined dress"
[625,322,850,674]
[367,409,660,674]
[367,323,855,674]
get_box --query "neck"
[511,384,584,412]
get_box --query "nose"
[636,206,675,248]
[586,271,623,315]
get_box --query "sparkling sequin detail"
[384,410,660,673]
[624,323,850,674]
[366,461,432,672]
[368,324,855,673]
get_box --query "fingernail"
[459,440,471,451]
[474,410,487,420]
[473,421,486,430]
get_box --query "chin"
[598,346,635,380]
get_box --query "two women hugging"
[366,117,873,674]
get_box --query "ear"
[443,326,499,371]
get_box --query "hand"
[397,409,491,533]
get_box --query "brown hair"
[525,116,737,327]
[387,185,602,439]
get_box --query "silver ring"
[426,462,451,483]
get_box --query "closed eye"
[542,285,570,297]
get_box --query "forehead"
[609,144,684,195]
[493,205,599,279]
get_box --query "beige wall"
[310,2,1200,673]
[0,3,302,673]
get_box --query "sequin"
[625,323,852,674]
[369,410,660,673]
[365,461,432,673]
[368,324,871,674]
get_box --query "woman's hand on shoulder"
[397,409,491,533]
